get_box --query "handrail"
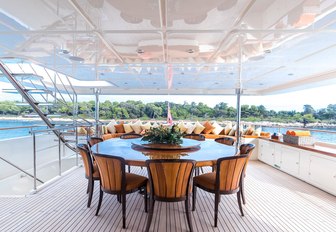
[0,156,44,184]
[0,125,46,131]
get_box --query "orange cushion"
[125,173,147,191]
[114,123,125,133]
[202,121,215,134]
[194,172,216,190]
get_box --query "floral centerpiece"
[141,124,183,145]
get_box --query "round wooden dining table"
[91,138,237,167]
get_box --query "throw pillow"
[123,123,134,133]
[228,125,236,136]
[106,119,117,134]
[114,123,125,133]
[193,121,205,134]
[202,121,215,134]
[177,121,188,133]
[131,120,142,134]
[224,122,232,135]
[185,122,196,134]
[211,121,224,135]
[141,122,151,131]
[253,127,262,136]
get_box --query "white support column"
[94,88,100,136]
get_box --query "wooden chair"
[214,137,234,146]
[120,133,143,172]
[77,144,100,208]
[120,133,142,139]
[145,159,196,232]
[183,133,205,141]
[93,153,148,229]
[239,143,255,205]
[88,136,103,147]
[192,155,249,227]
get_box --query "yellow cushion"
[123,123,134,133]
[193,121,205,134]
[177,121,188,133]
[141,122,151,131]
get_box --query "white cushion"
[141,122,151,131]
[106,119,117,134]
[211,121,224,135]
[123,123,134,133]
[131,120,142,134]
[185,123,196,134]
[253,127,262,136]
[193,121,205,134]
[224,122,232,135]
[228,125,236,136]
[177,121,188,133]
[151,122,159,128]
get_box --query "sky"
[0,82,335,112]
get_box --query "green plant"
[141,124,183,145]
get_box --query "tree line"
[0,100,335,124]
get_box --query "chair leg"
[128,165,131,173]
[237,191,244,216]
[185,197,194,232]
[87,177,94,208]
[240,180,246,205]
[86,181,89,194]
[214,193,219,227]
[117,194,121,203]
[95,188,103,216]
[144,186,148,213]
[145,198,155,232]
[192,185,197,211]
[122,193,126,228]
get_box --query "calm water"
[0,120,335,144]
[0,120,47,140]
[262,126,336,144]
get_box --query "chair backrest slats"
[146,159,195,199]
[88,137,103,147]
[216,155,248,192]
[94,154,125,192]
[77,144,93,178]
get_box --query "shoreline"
[0,116,336,129]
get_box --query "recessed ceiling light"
[59,49,70,55]
[124,82,128,85]
[288,73,294,76]
[214,82,219,85]
[136,49,145,54]
[178,82,182,85]
[264,49,272,54]
[153,82,156,84]
[186,49,194,54]
[68,56,84,62]
[180,72,185,75]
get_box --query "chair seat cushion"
[125,173,147,191]
[194,172,216,190]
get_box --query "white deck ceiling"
[1,0,336,95]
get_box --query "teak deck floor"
[0,161,335,232]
